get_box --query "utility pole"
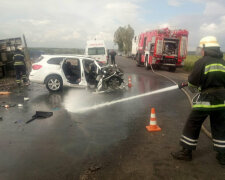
[23,34,31,73]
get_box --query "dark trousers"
[180,110,225,153]
[111,58,115,65]
[15,65,27,84]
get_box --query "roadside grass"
[183,55,200,71]
[184,54,225,72]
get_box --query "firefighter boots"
[171,148,192,161]
[216,152,225,165]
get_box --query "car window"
[83,59,94,66]
[65,58,80,66]
[88,47,105,55]
[47,57,64,65]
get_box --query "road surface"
[0,56,224,180]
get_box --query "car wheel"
[46,75,63,92]
[136,53,141,67]
[154,64,161,70]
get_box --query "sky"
[0,0,225,50]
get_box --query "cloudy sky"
[1,0,225,50]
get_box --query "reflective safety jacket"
[188,47,225,110]
[13,52,25,66]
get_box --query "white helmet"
[199,36,220,48]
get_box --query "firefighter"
[13,47,28,86]
[171,36,225,165]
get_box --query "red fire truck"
[134,28,188,72]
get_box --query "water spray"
[74,85,178,113]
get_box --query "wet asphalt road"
[0,56,223,179]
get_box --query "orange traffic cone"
[128,76,132,88]
[146,108,161,132]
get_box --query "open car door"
[61,58,85,87]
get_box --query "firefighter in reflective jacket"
[171,36,225,165]
[13,48,27,86]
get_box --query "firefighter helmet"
[199,36,220,48]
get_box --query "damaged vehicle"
[29,55,124,92]
[92,62,124,91]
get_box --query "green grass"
[183,54,225,72]
[183,55,200,71]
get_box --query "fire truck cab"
[135,28,188,72]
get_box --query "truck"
[134,28,188,72]
[0,37,24,78]
[85,39,108,64]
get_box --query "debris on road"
[0,91,11,95]
[26,111,53,124]
[1,104,17,108]
[14,120,23,124]
[52,107,60,111]
[88,165,101,172]
[24,97,30,101]
[4,104,10,108]
[80,164,102,180]
[1,102,17,108]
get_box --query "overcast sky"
[1,0,225,50]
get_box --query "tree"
[114,25,134,54]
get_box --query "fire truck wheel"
[168,66,176,72]
[136,53,141,67]
[151,64,159,70]
[136,61,140,67]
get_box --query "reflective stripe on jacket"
[13,54,25,66]
[14,61,25,66]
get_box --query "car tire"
[136,53,141,67]
[46,75,63,92]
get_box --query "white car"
[29,55,101,92]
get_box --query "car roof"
[41,54,95,61]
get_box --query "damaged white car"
[29,55,124,92]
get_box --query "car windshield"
[88,47,105,55]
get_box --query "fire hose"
[149,64,212,139]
